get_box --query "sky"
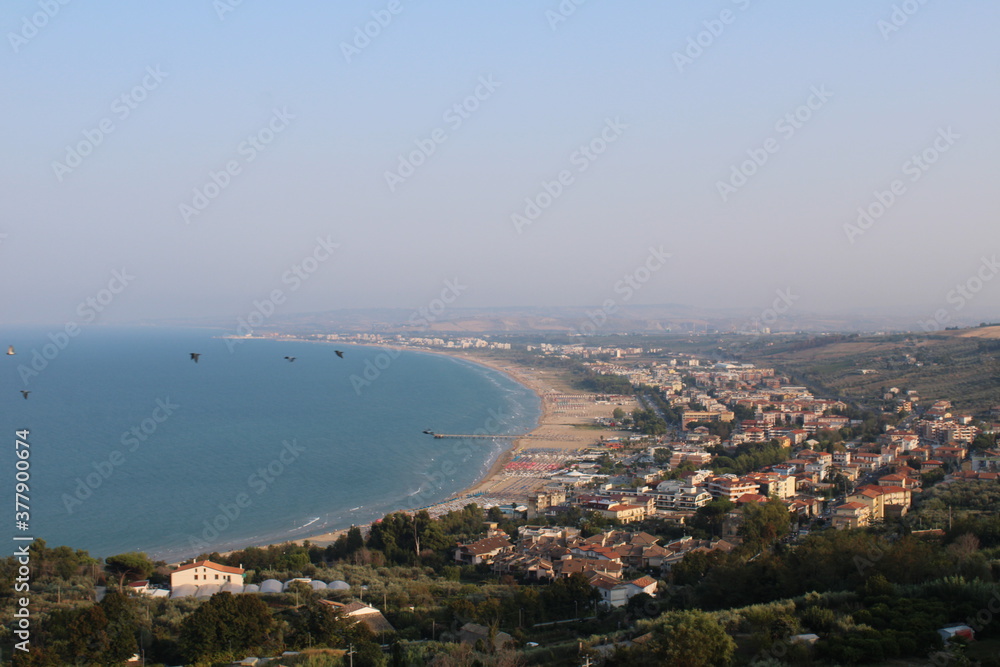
[2,1,998,329]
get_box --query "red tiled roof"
[460,535,512,555]
[173,560,244,575]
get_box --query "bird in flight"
[335,350,344,358]
[190,353,201,363]
[6,346,13,355]
[284,356,296,362]
[20,391,30,400]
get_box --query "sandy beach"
[212,337,635,552]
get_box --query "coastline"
[206,336,627,556]
[284,345,557,549]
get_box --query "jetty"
[424,432,577,442]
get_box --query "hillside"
[731,328,1000,415]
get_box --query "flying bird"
[335,350,344,358]
[20,391,30,400]
[190,353,201,363]
[284,356,296,362]
[6,346,13,355]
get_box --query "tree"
[643,610,736,667]
[104,552,154,588]
[99,590,142,663]
[67,605,112,663]
[739,498,792,553]
[690,498,734,537]
[179,592,274,662]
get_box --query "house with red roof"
[454,534,513,565]
[735,493,769,506]
[831,502,870,529]
[170,560,245,589]
[878,473,919,489]
[588,573,659,608]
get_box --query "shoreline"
[288,344,558,548]
[199,335,623,559]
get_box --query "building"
[320,600,395,634]
[588,573,658,608]
[458,622,513,649]
[170,560,245,589]
[705,475,760,501]
[831,502,870,529]
[681,410,735,429]
[599,503,647,524]
[454,534,513,565]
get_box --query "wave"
[293,517,321,532]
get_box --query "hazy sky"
[3,1,998,327]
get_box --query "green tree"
[644,610,736,667]
[104,552,155,588]
[690,498,734,537]
[179,592,274,662]
[739,498,791,553]
[99,590,142,663]
[69,605,112,664]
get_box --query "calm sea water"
[0,327,539,562]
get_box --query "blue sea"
[0,327,539,562]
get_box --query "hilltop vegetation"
[5,483,1000,665]
[707,328,1000,416]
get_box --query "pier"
[425,432,577,442]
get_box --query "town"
[17,331,999,666]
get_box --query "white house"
[170,560,245,589]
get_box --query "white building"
[170,560,245,589]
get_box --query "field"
[728,329,1000,415]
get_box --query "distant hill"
[730,327,1000,416]
[160,304,957,336]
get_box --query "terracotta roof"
[460,535,512,555]
[837,502,867,510]
[630,576,656,588]
[606,503,645,512]
[173,560,244,575]
[587,573,622,590]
